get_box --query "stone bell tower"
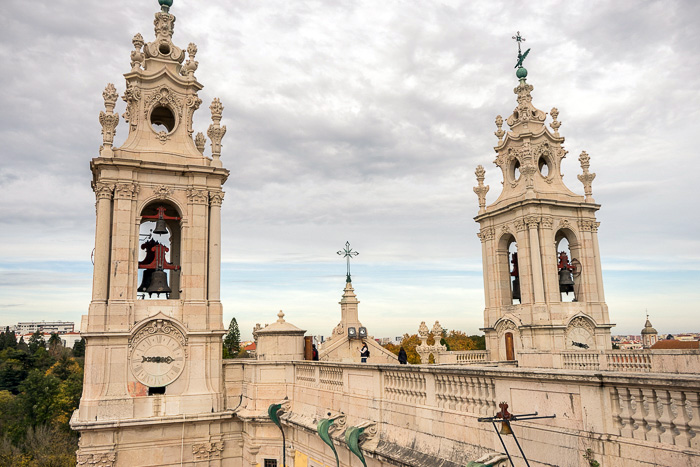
[473,36,613,362]
[72,1,231,464]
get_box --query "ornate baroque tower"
[72,1,231,464]
[473,39,613,361]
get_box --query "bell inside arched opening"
[138,202,181,300]
[508,240,520,304]
[555,234,578,303]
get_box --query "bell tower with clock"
[472,35,614,362]
[72,1,233,463]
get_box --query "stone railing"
[606,351,652,372]
[434,374,496,415]
[450,350,490,364]
[384,370,427,405]
[520,349,698,373]
[610,384,700,448]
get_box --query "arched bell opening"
[137,202,182,300]
[555,229,581,303]
[497,233,520,305]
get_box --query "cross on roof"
[337,241,359,283]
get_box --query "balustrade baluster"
[631,389,647,440]
[672,391,691,447]
[618,387,635,438]
[686,392,700,449]
[641,388,661,443]
[657,390,677,444]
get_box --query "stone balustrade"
[225,360,700,466]
[520,348,698,373]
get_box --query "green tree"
[223,318,241,358]
[17,370,60,428]
[72,338,86,358]
[0,349,31,394]
[48,333,63,358]
[28,331,45,354]
[17,337,29,354]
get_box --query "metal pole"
[492,421,515,467]
[506,420,530,467]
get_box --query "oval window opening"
[151,106,175,133]
[513,160,521,181]
[158,43,171,55]
[538,157,549,177]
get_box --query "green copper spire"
[512,31,530,80]
[158,0,173,13]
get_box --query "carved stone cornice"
[192,441,224,460]
[477,226,495,243]
[114,182,139,200]
[77,451,116,467]
[186,187,208,205]
[93,182,115,200]
[209,190,225,206]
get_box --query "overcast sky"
[1,0,699,339]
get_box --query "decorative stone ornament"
[207,98,227,167]
[181,43,199,78]
[473,165,489,214]
[130,33,145,71]
[550,107,562,137]
[577,150,596,202]
[194,132,206,154]
[99,83,119,157]
[494,115,505,143]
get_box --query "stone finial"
[277,310,286,323]
[207,98,227,167]
[550,107,562,137]
[418,321,429,338]
[194,132,206,154]
[473,165,490,214]
[99,84,120,157]
[181,43,199,78]
[577,151,596,202]
[431,321,443,337]
[494,115,505,143]
[130,33,145,71]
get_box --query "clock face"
[568,327,593,350]
[130,333,185,387]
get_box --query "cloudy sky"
[1,0,699,340]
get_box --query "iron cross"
[337,241,359,282]
[512,31,530,69]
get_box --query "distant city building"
[641,315,658,349]
[13,320,75,334]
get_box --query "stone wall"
[225,360,700,467]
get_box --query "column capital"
[114,182,139,200]
[209,190,225,206]
[524,215,540,228]
[93,181,115,200]
[477,226,495,243]
[186,187,209,204]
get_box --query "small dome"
[256,310,305,335]
[641,317,657,335]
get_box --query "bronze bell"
[146,269,171,296]
[559,269,575,294]
[500,420,513,436]
[511,277,521,301]
[153,217,169,235]
[137,270,153,293]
